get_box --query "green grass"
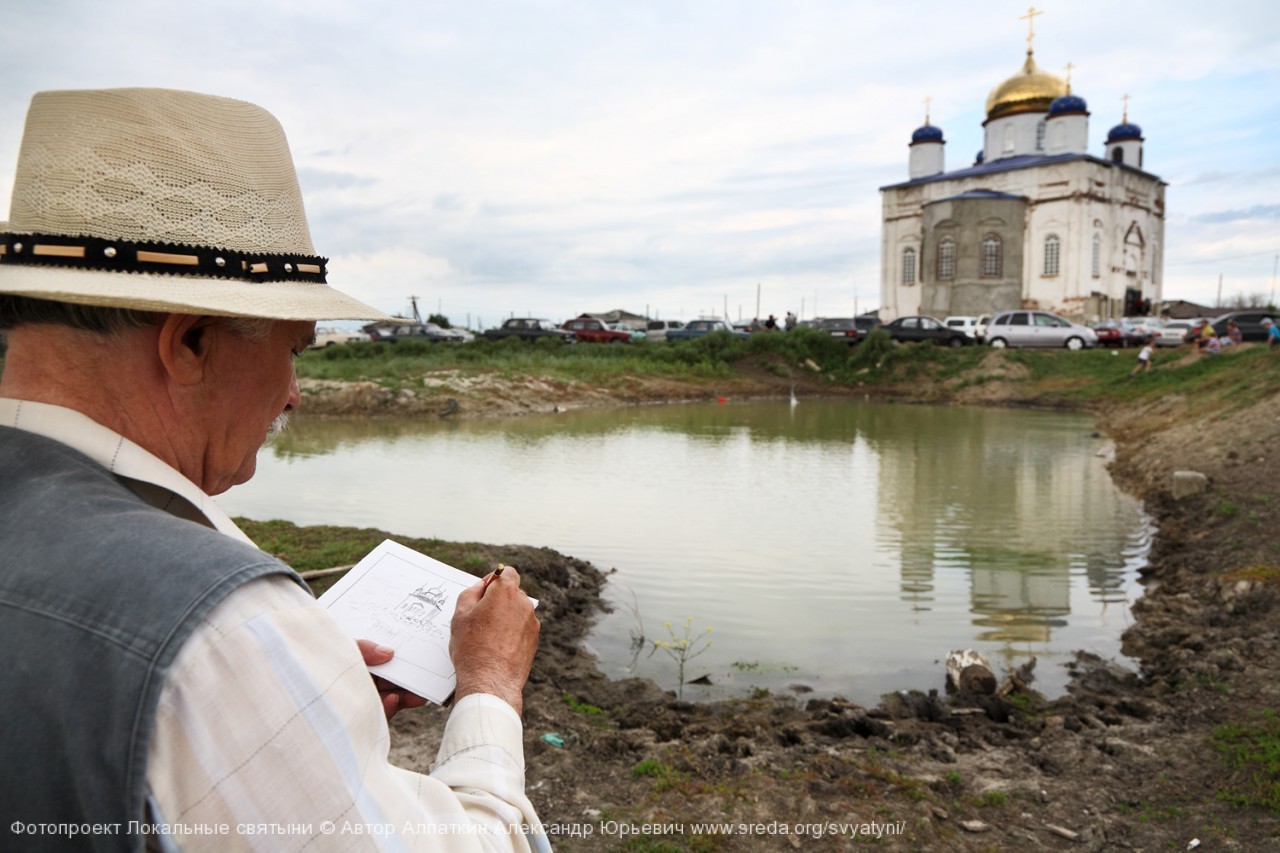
[563,693,608,716]
[1212,708,1280,813]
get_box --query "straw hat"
[0,88,387,321]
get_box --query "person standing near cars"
[1264,318,1280,350]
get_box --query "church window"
[981,234,1002,278]
[937,238,956,279]
[1111,146,1124,164]
[902,247,917,285]
[1002,125,1015,154]
[1091,233,1102,278]
[1043,234,1060,276]
[1036,121,1046,151]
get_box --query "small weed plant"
[652,617,713,700]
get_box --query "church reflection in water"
[863,402,1146,653]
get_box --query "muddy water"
[219,399,1149,704]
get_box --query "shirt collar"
[0,397,255,546]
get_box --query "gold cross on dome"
[1020,5,1043,53]
[923,95,932,124]
[1064,61,1074,90]
[1121,93,1131,122]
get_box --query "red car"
[561,317,633,343]
[1091,320,1143,348]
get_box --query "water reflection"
[225,399,1147,705]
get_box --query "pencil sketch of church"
[392,584,448,629]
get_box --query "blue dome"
[1048,94,1088,116]
[911,124,944,144]
[1107,122,1143,142]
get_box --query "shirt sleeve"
[146,575,548,852]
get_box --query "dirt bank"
[297,355,1280,850]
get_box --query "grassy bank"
[297,331,1280,412]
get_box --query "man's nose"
[284,371,301,412]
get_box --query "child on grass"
[1130,338,1154,376]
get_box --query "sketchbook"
[317,539,536,704]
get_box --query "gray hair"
[0,295,155,333]
[0,295,275,342]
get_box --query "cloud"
[1192,204,1280,225]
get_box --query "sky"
[1,0,1277,328]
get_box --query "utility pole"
[756,283,761,320]
[1271,254,1278,309]
[1216,274,1223,309]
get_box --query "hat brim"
[0,265,389,322]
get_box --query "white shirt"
[0,398,548,852]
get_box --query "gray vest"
[0,426,304,852]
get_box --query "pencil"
[480,563,507,595]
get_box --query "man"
[1265,318,1279,350]
[0,88,545,851]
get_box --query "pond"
[217,398,1150,705]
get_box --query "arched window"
[981,234,1002,278]
[1111,146,1124,164]
[1036,121,1046,151]
[1091,233,1102,278]
[1043,234,1060,276]
[1002,125,1015,154]
[901,247,917,285]
[937,238,956,280]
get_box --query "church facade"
[879,42,1166,323]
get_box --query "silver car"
[985,310,1099,350]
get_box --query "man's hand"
[449,565,541,714]
[356,639,429,720]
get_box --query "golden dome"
[984,52,1068,121]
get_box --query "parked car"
[371,322,469,343]
[561,316,632,343]
[665,318,750,342]
[1152,319,1197,347]
[1091,320,1144,348]
[610,322,647,342]
[943,316,981,340]
[1206,310,1280,342]
[309,326,370,348]
[1123,316,1163,337]
[985,311,1098,350]
[645,319,684,342]
[973,313,992,343]
[882,315,972,348]
[482,318,577,343]
[806,316,880,345]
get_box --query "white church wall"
[1046,114,1088,155]
[909,141,945,179]
[983,113,1049,161]
[880,155,1165,323]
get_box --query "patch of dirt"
[302,355,1280,850]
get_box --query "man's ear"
[156,314,216,385]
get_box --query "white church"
[878,14,1166,323]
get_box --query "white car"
[943,316,980,340]
[309,326,370,349]
[1153,320,1196,347]
[645,319,685,342]
[1123,317,1162,337]
[985,310,1098,350]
